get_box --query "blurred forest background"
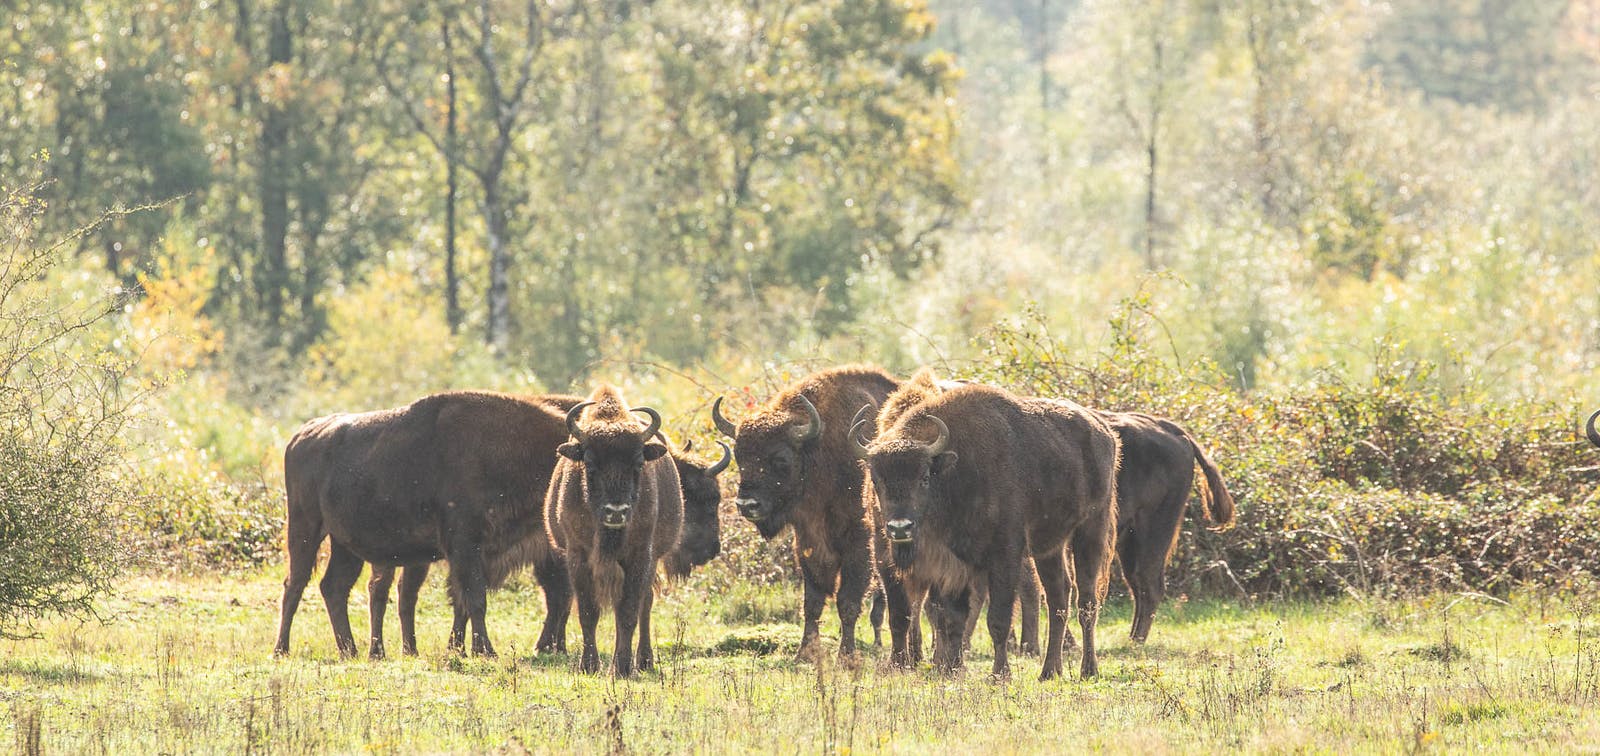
[4,0,1600,629]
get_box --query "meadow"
[7,566,1600,753]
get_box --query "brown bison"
[871,371,1235,649]
[275,391,573,659]
[712,366,919,664]
[1097,410,1234,641]
[360,429,730,658]
[854,383,1120,679]
[546,387,682,677]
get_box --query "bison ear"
[642,442,669,461]
[930,450,958,475]
[557,441,584,461]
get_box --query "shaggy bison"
[546,387,683,676]
[855,383,1120,679]
[712,366,919,664]
[360,427,730,658]
[276,391,573,659]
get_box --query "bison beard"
[858,383,1120,680]
[275,391,574,660]
[548,386,683,677]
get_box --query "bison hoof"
[794,640,824,665]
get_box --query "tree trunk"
[257,0,293,329]
[443,15,461,334]
[483,181,510,350]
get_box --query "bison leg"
[611,557,652,678]
[448,543,495,658]
[882,572,918,669]
[985,571,1017,680]
[869,588,886,648]
[533,551,571,655]
[929,586,971,673]
[398,562,430,656]
[448,599,467,654]
[835,530,873,659]
[1019,557,1041,656]
[1071,526,1113,679]
[795,560,832,663]
[319,541,365,659]
[572,561,602,674]
[963,582,986,652]
[636,582,655,672]
[367,565,396,659]
[273,515,322,658]
[1034,550,1072,681]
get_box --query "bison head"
[664,439,732,578]
[712,393,822,540]
[852,412,954,567]
[559,399,667,532]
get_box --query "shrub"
[0,186,138,637]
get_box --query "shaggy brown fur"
[861,383,1120,680]
[1094,410,1234,641]
[714,365,918,664]
[277,391,573,659]
[546,386,683,677]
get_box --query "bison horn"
[707,440,733,477]
[791,394,823,444]
[711,396,739,438]
[849,402,877,440]
[849,418,873,460]
[1587,409,1600,449]
[566,401,596,442]
[631,406,662,442]
[922,415,950,457]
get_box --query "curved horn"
[791,394,823,443]
[922,415,950,457]
[849,402,877,440]
[631,406,662,442]
[706,440,733,477]
[1587,409,1600,449]
[711,396,739,438]
[849,418,873,460]
[565,401,596,442]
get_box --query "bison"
[712,366,920,664]
[1587,410,1600,448]
[275,391,573,659]
[854,383,1120,679]
[359,428,730,658]
[546,387,682,677]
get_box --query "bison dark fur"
[860,383,1120,680]
[547,386,683,677]
[276,391,573,659]
[714,365,919,665]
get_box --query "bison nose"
[601,503,631,529]
[885,519,915,543]
[734,498,763,522]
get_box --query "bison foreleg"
[273,528,321,658]
[448,544,495,658]
[571,559,603,674]
[985,567,1018,681]
[1070,526,1113,679]
[835,533,873,659]
[795,559,832,664]
[533,552,571,655]
[611,556,653,678]
[636,582,655,672]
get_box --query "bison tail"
[1188,436,1236,531]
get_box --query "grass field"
[5,569,1600,753]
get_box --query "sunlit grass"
[6,570,1600,752]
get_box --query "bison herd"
[275,365,1234,680]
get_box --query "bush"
[970,301,1599,600]
[0,186,138,637]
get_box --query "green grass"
[6,570,1600,753]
